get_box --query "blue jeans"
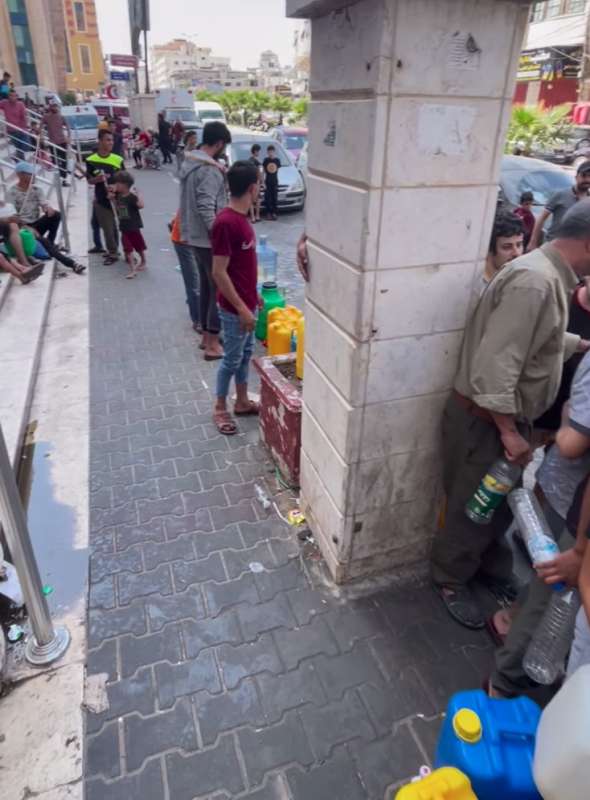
[174,242,200,326]
[216,308,254,399]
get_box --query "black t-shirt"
[536,285,590,431]
[115,193,142,231]
[85,151,124,208]
[263,157,281,183]
[249,156,261,169]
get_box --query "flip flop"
[213,410,237,436]
[204,353,223,361]
[234,401,260,417]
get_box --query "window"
[79,44,91,74]
[546,0,563,17]
[74,1,86,31]
[65,34,72,73]
[7,0,37,84]
[565,0,586,12]
[531,1,546,20]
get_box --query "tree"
[291,98,309,121]
[505,104,572,156]
[59,91,77,106]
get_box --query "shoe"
[88,246,106,254]
[62,181,70,187]
[434,584,485,629]
[103,256,118,265]
[72,263,86,274]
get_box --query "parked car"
[227,130,306,212]
[296,140,308,184]
[271,126,308,161]
[499,155,573,234]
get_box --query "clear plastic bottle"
[507,488,564,590]
[256,235,278,285]
[523,588,580,685]
[465,457,522,525]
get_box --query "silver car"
[226,131,306,212]
[499,155,573,216]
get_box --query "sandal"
[103,256,118,265]
[72,263,86,274]
[434,584,485,630]
[204,353,223,361]
[213,410,238,436]
[234,400,259,417]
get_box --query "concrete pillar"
[287,0,530,582]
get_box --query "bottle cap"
[452,709,482,743]
[262,281,277,289]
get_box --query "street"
[84,164,493,800]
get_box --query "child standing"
[211,161,261,435]
[514,190,535,250]
[248,143,262,223]
[112,170,146,278]
[262,144,281,221]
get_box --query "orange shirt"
[171,211,184,244]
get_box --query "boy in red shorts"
[111,170,146,279]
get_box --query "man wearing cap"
[41,101,70,187]
[8,162,85,274]
[528,161,590,252]
[431,199,590,630]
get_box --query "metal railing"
[0,423,70,666]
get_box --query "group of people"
[0,86,71,185]
[170,120,261,433]
[0,159,86,285]
[415,159,590,699]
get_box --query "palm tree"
[506,104,572,156]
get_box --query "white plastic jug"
[533,663,590,800]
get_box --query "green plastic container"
[6,227,36,258]
[255,281,285,341]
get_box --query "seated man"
[8,162,85,274]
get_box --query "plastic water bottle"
[465,458,521,525]
[256,235,278,286]
[507,489,564,590]
[523,588,580,685]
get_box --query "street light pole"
[0,425,70,666]
[142,0,150,93]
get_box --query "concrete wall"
[291,0,530,582]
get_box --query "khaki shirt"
[455,244,579,422]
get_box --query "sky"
[94,0,302,71]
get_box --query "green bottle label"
[466,473,513,523]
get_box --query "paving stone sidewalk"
[85,174,493,800]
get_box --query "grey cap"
[577,160,590,175]
[556,197,590,239]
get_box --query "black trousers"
[265,180,279,215]
[30,214,76,270]
[160,140,173,164]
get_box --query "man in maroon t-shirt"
[211,161,261,435]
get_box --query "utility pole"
[580,0,590,101]
[142,0,150,93]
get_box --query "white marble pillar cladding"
[287,0,531,582]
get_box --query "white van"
[194,101,226,126]
[61,104,99,154]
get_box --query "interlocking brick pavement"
[85,170,493,799]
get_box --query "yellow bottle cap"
[452,709,482,744]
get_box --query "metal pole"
[54,168,71,253]
[142,0,150,94]
[0,424,70,666]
